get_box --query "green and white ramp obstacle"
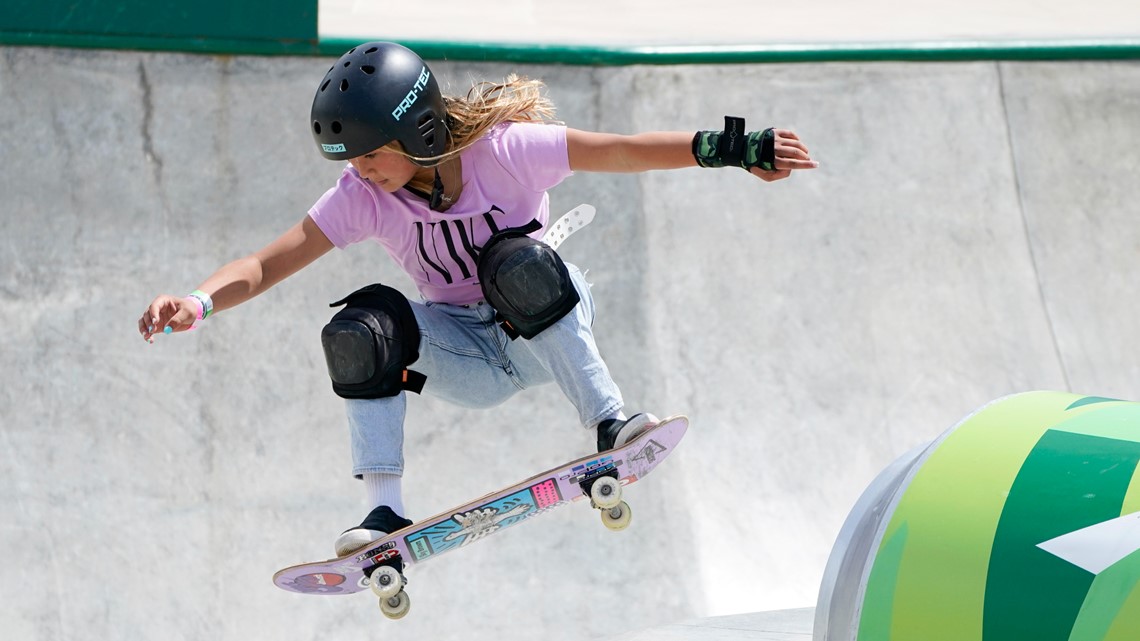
[815,391,1140,641]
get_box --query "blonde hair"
[390,74,560,194]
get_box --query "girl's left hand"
[750,129,818,182]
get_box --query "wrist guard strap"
[692,116,777,171]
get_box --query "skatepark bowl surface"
[3,3,1140,640]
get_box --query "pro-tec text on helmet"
[392,67,431,122]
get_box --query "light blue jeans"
[344,264,624,477]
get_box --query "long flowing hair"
[389,74,560,194]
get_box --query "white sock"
[362,473,405,518]
[597,410,626,427]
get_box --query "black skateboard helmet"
[311,42,447,163]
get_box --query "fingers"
[138,296,195,343]
[765,129,819,174]
[778,157,820,171]
[139,299,165,343]
[775,131,817,166]
[138,315,154,343]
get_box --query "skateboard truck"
[580,471,632,531]
[366,558,410,619]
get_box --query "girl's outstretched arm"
[138,215,334,341]
[566,127,817,182]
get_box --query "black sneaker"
[596,413,659,453]
[334,505,413,557]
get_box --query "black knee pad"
[478,226,580,340]
[320,283,426,399]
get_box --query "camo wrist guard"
[692,116,777,171]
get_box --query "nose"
[350,159,373,181]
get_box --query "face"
[348,148,424,192]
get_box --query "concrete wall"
[2,46,1138,641]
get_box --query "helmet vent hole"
[320,79,330,92]
[313,121,322,135]
[365,47,378,54]
[340,79,349,91]
[417,115,435,146]
[343,60,351,68]
[331,121,342,134]
[360,65,375,75]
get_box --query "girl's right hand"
[138,295,198,343]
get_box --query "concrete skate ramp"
[3,46,1140,641]
[609,608,814,640]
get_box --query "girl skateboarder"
[137,41,817,556]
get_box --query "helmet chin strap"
[428,166,454,211]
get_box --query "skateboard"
[272,414,688,619]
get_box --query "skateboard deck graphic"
[273,415,688,597]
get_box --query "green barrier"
[1,0,1137,62]
[818,391,1140,641]
[1,0,318,54]
[316,38,1140,65]
[2,4,1139,64]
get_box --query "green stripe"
[1051,403,1140,444]
[1069,409,1140,641]
[983,430,1140,641]
[1103,566,1140,641]
[859,391,1078,640]
[858,523,909,640]
[1055,403,1140,519]
[1069,548,1140,641]
[1066,396,1123,410]
[1123,465,1140,515]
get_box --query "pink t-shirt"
[309,122,573,305]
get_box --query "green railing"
[2,0,1137,62]
[317,38,1140,64]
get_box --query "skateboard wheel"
[589,476,622,509]
[600,501,632,531]
[369,565,404,600]
[379,590,411,620]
